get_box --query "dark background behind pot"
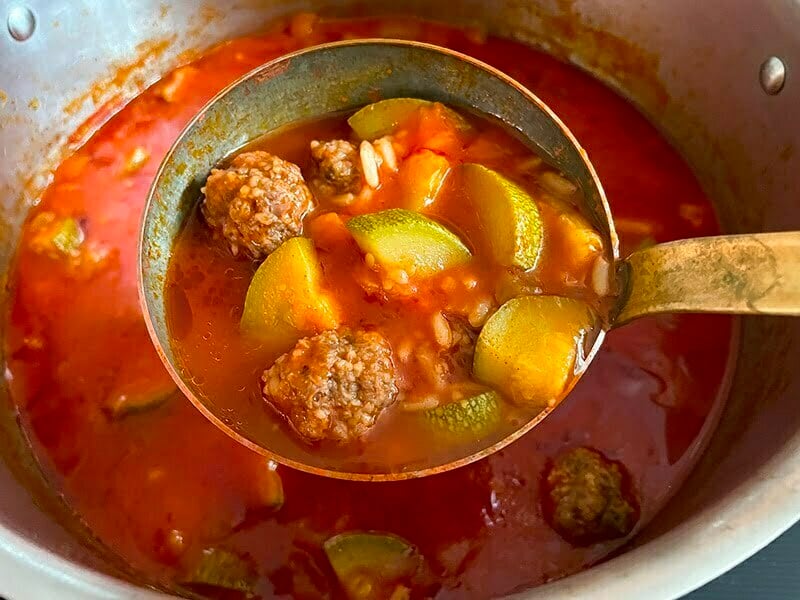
[690,525,800,599]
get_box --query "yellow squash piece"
[461,163,544,270]
[240,237,338,349]
[399,150,451,211]
[473,295,595,410]
[346,209,471,277]
[348,98,469,140]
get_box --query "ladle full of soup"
[139,40,800,481]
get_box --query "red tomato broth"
[4,14,734,599]
[165,105,605,473]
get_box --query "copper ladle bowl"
[139,39,800,481]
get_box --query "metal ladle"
[139,40,800,481]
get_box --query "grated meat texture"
[262,330,398,443]
[201,151,314,259]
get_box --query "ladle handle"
[613,231,800,326]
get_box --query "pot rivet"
[7,4,35,42]
[759,56,786,95]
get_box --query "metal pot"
[0,1,798,598]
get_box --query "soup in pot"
[5,13,735,599]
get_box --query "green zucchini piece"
[474,295,595,410]
[104,379,177,420]
[348,98,469,140]
[240,237,339,348]
[185,547,257,593]
[324,532,420,599]
[461,163,544,270]
[346,209,471,277]
[423,391,501,439]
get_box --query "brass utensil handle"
[613,232,800,326]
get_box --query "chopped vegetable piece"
[51,218,84,256]
[423,390,501,439]
[348,98,469,140]
[464,132,514,165]
[555,211,604,275]
[346,209,471,277]
[254,460,284,510]
[474,296,595,410]
[185,547,257,593]
[536,193,603,277]
[28,212,85,258]
[240,237,339,349]
[461,163,543,270]
[399,150,451,211]
[349,98,427,140]
[414,104,471,156]
[306,212,352,252]
[324,532,420,600]
[104,379,177,420]
[123,146,150,174]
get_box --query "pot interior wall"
[0,1,799,597]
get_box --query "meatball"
[201,151,314,259]
[543,447,638,545]
[262,330,398,443]
[310,139,362,196]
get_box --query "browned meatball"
[310,139,362,196]
[262,330,398,443]
[543,447,638,545]
[201,151,314,259]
